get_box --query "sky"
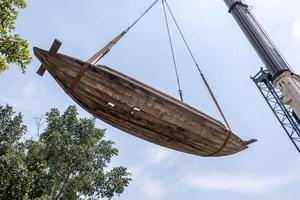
[1,0,300,199]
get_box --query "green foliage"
[0,104,26,155]
[0,0,32,72]
[0,105,131,200]
[0,105,28,199]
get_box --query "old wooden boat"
[34,39,256,157]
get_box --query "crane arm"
[223,0,300,119]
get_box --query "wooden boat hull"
[34,44,254,157]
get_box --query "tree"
[0,104,29,199]
[0,0,32,72]
[0,105,131,200]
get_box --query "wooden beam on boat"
[37,39,62,76]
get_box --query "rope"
[164,0,232,131]
[162,0,184,102]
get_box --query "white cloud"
[127,146,175,200]
[22,82,36,98]
[137,177,166,200]
[146,145,173,165]
[293,15,300,38]
[0,96,28,111]
[183,171,300,194]
[0,81,38,112]
[129,145,174,175]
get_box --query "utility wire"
[164,0,231,130]
[162,0,184,102]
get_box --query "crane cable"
[71,0,160,89]
[126,0,160,33]
[89,0,161,64]
[95,0,161,63]
[163,0,232,131]
[162,0,184,102]
[73,0,232,131]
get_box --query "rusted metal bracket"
[37,39,62,76]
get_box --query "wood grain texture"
[34,45,255,157]
[37,39,62,76]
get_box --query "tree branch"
[54,166,73,200]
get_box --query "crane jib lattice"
[252,69,300,155]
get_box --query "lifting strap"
[70,31,126,89]
[163,0,232,155]
[163,0,232,131]
[70,0,232,151]
[162,0,183,102]
[70,0,160,89]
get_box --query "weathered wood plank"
[73,85,219,154]
[37,39,62,76]
[46,59,234,151]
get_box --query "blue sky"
[1,0,300,199]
